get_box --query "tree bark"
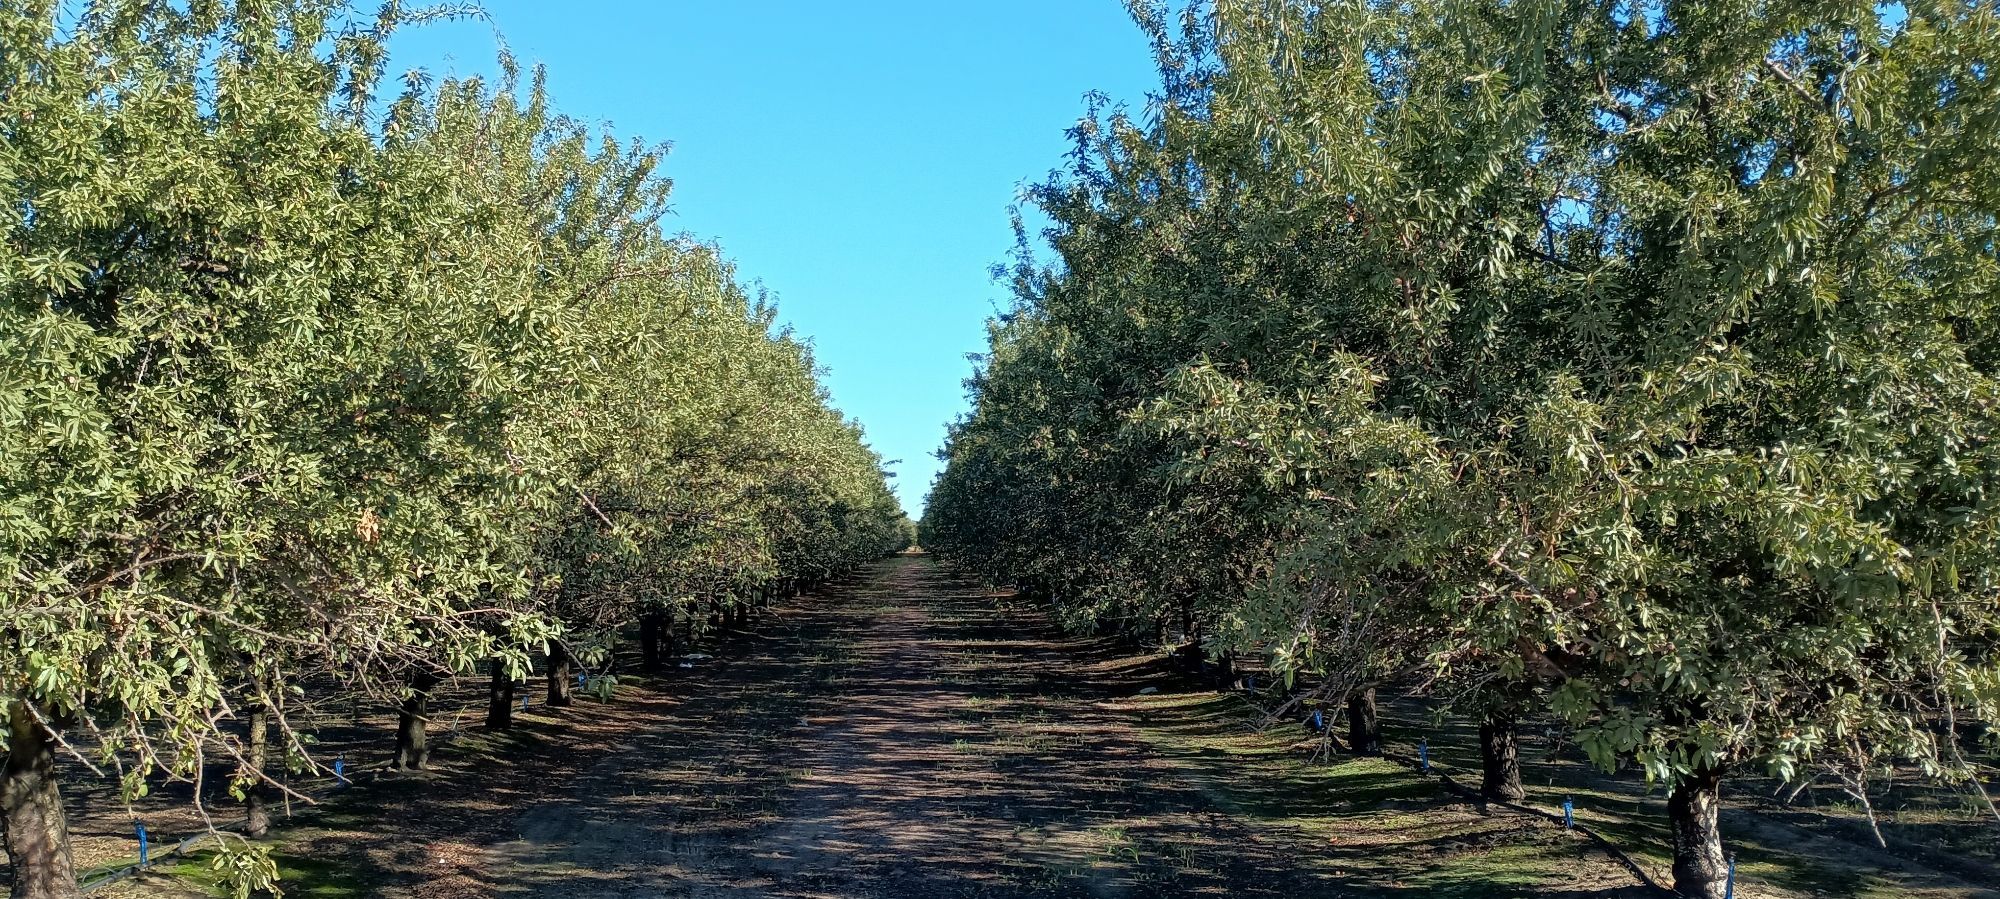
[243,704,272,839]
[1175,609,1203,674]
[1347,687,1380,755]
[1479,714,1525,802]
[545,640,573,707]
[393,670,440,770]
[640,613,664,672]
[485,659,514,729]
[2,701,78,899]
[1669,767,1730,899]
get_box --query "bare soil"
[79,554,1994,898]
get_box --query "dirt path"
[449,554,1372,898]
[109,553,1651,898]
[80,554,2000,899]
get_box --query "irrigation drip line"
[75,716,479,894]
[1224,691,1674,897]
[1411,756,1671,896]
[73,661,625,893]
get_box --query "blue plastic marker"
[1312,709,1324,731]
[334,755,347,787]
[1419,739,1430,772]
[134,821,149,868]
[577,671,586,687]
[523,693,531,710]
[1723,852,1737,899]
[1562,796,1574,829]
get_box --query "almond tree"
[927,4,2000,898]
[1,4,903,896]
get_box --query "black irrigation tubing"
[73,659,681,892]
[1398,753,1673,896]
[73,585,838,890]
[81,773,336,893]
[75,703,492,894]
[1222,691,1675,897]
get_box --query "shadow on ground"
[111,555,1659,898]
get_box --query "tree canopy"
[1,2,906,894]
[924,2,2000,896]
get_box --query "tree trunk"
[1214,650,1236,690]
[1668,767,1730,899]
[1347,687,1380,755]
[393,671,439,770]
[1479,714,1525,802]
[3,701,78,899]
[485,659,514,729]
[546,641,573,707]
[640,613,664,672]
[1175,609,1203,674]
[243,704,272,839]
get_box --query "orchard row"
[924,3,2000,898]
[0,4,908,896]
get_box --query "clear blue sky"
[388,3,1160,516]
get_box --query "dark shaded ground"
[103,555,1656,897]
[1362,692,2000,899]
